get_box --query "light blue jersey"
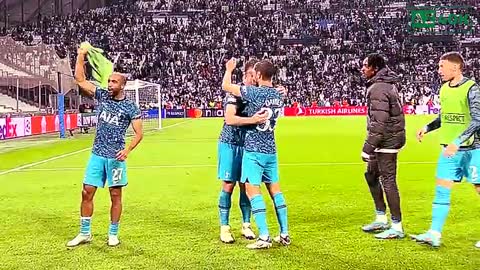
[239,85,284,185]
[92,87,141,158]
[83,87,140,188]
[240,85,283,154]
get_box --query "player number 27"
[256,108,281,132]
[112,168,123,184]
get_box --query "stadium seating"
[0,0,479,110]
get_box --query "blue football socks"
[273,192,289,235]
[109,222,119,236]
[250,195,269,239]
[430,185,452,233]
[80,217,91,235]
[218,190,232,226]
[239,191,251,223]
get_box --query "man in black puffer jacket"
[360,53,406,240]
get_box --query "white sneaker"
[108,235,120,247]
[220,225,235,243]
[241,223,256,240]
[66,234,93,247]
[475,241,480,248]
[246,237,272,249]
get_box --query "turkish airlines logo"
[295,107,306,116]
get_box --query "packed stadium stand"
[0,0,479,111]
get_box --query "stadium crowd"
[1,0,480,109]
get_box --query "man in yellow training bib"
[411,52,480,248]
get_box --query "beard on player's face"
[108,84,123,96]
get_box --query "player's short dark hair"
[366,53,387,71]
[440,52,465,70]
[254,60,277,80]
[244,58,259,72]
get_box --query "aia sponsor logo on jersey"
[99,111,120,125]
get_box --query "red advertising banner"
[284,106,368,117]
[31,114,78,135]
[0,113,78,140]
[187,108,211,118]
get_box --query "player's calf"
[108,187,123,246]
[67,185,96,247]
[267,183,289,242]
[246,183,271,247]
[363,168,389,232]
[219,182,235,243]
[238,184,255,239]
[218,189,233,225]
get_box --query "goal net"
[124,79,162,132]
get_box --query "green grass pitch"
[1,116,480,270]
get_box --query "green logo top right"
[408,5,477,35]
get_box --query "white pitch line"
[0,120,193,176]
[6,161,437,173]
[0,148,90,176]
[0,139,60,154]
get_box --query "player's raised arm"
[222,58,242,97]
[224,104,268,126]
[75,47,96,97]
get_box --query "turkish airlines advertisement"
[0,114,78,140]
[283,106,368,117]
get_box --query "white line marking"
[0,148,90,176]
[0,120,193,176]
[5,161,437,173]
[0,139,60,154]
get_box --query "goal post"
[124,79,162,132]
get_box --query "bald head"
[108,72,127,98]
[111,72,127,85]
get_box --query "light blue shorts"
[217,142,243,182]
[83,153,128,188]
[240,151,279,186]
[436,148,480,184]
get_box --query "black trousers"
[364,152,402,222]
